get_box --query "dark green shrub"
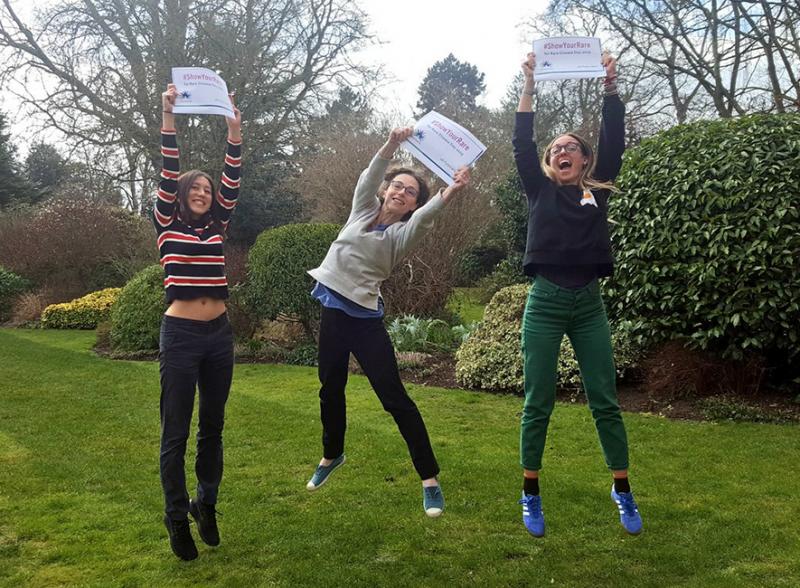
[455,243,506,286]
[245,223,340,338]
[456,284,640,393]
[286,343,318,366]
[0,266,29,322]
[476,255,529,303]
[110,265,165,351]
[607,114,800,365]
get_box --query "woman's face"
[382,173,420,217]
[186,176,213,218]
[548,135,587,186]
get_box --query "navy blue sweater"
[513,94,625,278]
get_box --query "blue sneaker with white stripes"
[423,485,445,517]
[306,454,346,491]
[519,492,545,537]
[611,486,643,534]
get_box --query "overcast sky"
[1,0,550,145]
[355,0,549,119]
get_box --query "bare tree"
[567,0,800,118]
[523,5,675,143]
[0,0,375,212]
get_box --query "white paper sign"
[401,111,487,185]
[171,67,234,119]
[533,37,605,81]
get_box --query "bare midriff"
[165,297,226,321]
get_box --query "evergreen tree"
[416,54,486,117]
[0,112,31,209]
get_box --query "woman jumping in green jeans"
[512,50,643,537]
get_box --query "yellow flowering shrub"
[41,287,122,329]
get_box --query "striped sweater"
[153,129,242,302]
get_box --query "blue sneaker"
[519,492,545,537]
[423,485,445,517]
[611,486,643,534]
[306,454,346,491]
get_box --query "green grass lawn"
[1,328,799,587]
[447,287,486,324]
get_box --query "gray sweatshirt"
[308,154,446,310]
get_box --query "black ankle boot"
[189,498,220,546]
[163,515,198,560]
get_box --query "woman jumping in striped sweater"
[154,83,242,561]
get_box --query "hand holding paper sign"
[225,93,242,143]
[400,111,486,185]
[171,67,235,119]
[379,127,414,159]
[601,50,617,78]
[533,37,605,81]
[440,166,471,204]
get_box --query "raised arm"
[594,52,626,183]
[212,96,242,229]
[394,166,472,255]
[154,84,180,230]
[513,53,546,196]
[347,127,413,222]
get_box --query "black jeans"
[317,306,440,480]
[159,313,233,520]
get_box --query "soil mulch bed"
[398,353,800,423]
[94,345,800,423]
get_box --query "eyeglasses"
[549,142,581,156]
[388,180,419,198]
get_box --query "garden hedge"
[41,287,121,329]
[608,113,800,362]
[245,223,340,338]
[110,264,164,351]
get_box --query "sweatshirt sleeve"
[513,111,546,198]
[391,191,447,260]
[153,129,179,231]
[212,138,242,230]
[346,154,391,224]
[594,94,626,183]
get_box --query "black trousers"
[317,306,440,480]
[159,313,233,520]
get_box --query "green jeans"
[520,276,629,471]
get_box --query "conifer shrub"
[110,265,164,351]
[607,113,800,367]
[244,223,340,339]
[0,266,29,322]
[41,287,121,329]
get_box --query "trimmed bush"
[608,113,800,364]
[41,288,121,329]
[0,266,29,322]
[245,223,340,338]
[456,284,639,393]
[110,265,165,352]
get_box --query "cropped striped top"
[153,129,242,303]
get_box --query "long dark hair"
[175,169,222,233]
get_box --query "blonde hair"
[541,133,616,192]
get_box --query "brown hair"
[541,133,615,192]
[175,170,222,232]
[379,167,431,222]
